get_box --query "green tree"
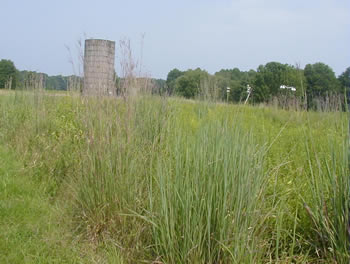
[338,67,350,91]
[17,71,45,89]
[214,75,231,101]
[46,75,68,90]
[215,68,256,102]
[151,78,167,95]
[252,66,271,103]
[252,62,305,103]
[166,68,184,95]
[174,68,208,98]
[338,67,350,108]
[304,63,339,98]
[0,59,17,89]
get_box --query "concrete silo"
[83,39,115,96]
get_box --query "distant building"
[83,39,115,96]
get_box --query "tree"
[252,62,305,103]
[0,59,17,89]
[214,68,256,102]
[338,67,350,91]
[338,67,350,108]
[174,68,208,98]
[252,66,271,103]
[304,63,339,97]
[46,75,68,90]
[304,63,340,109]
[150,79,167,95]
[166,68,184,95]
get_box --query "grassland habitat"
[0,86,349,263]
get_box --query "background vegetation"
[165,63,349,109]
[1,59,349,109]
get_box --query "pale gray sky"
[1,0,349,78]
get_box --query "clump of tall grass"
[145,113,268,263]
[302,115,349,262]
[64,95,172,261]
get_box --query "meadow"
[0,90,349,263]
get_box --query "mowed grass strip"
[0,145,86,264]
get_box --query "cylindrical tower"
[83,39,115,96]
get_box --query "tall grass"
[148,117,267,263]
[303,120,349,262]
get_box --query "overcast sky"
[1,0,349,78]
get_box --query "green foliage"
[46,75,68,90]
[339,67,350,108]
[151,78,167,95]
[166,68,184,95]
[338,67,350,92]
[252,62,305,103]
[215,68,256,102]
[0,59,17,89]
[304,63,340,97]
[17,70,81,90]
[17,70,37,86]
[174,68,209,98]
[163,62,343,108]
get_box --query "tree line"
[0,59,77,91]
[1,58,349,109]
[164,62,350,109]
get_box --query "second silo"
[83,39,115,96]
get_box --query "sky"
[1,0,349,79]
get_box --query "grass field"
[0,90,349,263]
